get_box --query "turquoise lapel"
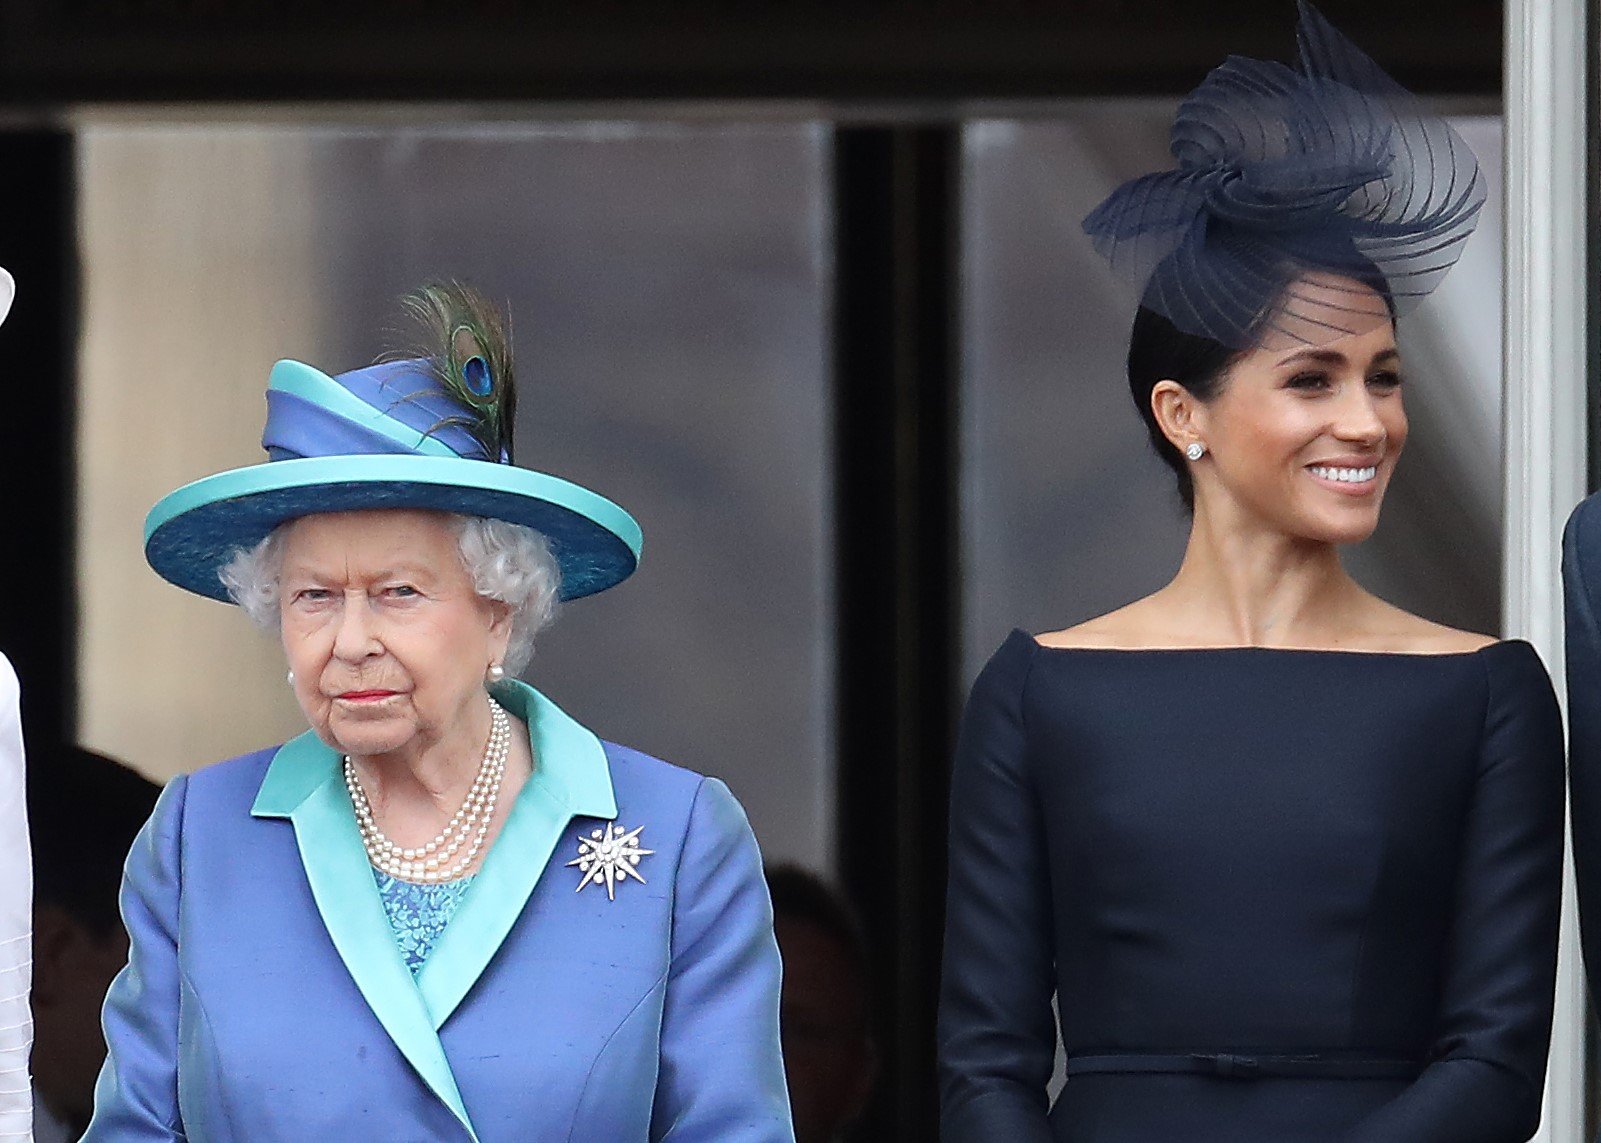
[250,733,480,1142]
[416,680,618,1028]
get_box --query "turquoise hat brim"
[145,454,642,603]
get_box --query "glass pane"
[76,116,836,869]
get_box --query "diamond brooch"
[568,822,654,900]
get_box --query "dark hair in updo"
[1126,305,1238,512]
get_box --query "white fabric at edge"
[0,655,31,1140]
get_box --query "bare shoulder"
[1360,600,1499,655]
[1033,598,1170,650]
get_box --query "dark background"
[0,1,1500,102]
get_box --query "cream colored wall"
[75,124,324,781]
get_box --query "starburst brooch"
[568,822,654,900]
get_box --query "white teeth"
[1309,465,1378,484]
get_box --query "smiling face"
[278,509,512,763]
[1157,276,1406,545]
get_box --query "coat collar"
[249,680,618,1139]
[417,680,616,1025]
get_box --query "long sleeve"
[938,635,1055,1142]
[0,656,30,1143]
[650,777,794,1143]
[1564,498,1601,1007]
[83,775,190,1142]
[1343,643,1564,1143]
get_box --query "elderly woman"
[86,285,794,1142]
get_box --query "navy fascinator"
[1083,1,1484,349]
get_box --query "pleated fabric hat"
[145,283,642,604]
[1082,1,1485,348]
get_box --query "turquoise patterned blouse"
[372,869,475,975]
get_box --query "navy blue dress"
[939,630,1564,1143]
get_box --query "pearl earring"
[1185,441,1207,461]
[286,670,295,685]
[487,663,506,682]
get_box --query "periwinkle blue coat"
[85,680,795,1142]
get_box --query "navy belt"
[1065,1052,1422,1081]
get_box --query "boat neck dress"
[938,630,1565,1143]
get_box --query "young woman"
[938,8,1564,1142]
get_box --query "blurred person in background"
[86,283,792,1142]
[939,8,1563,1141]
[766,865,875,1143]
[30,747,159,1142]
[1560,413,1601,1143]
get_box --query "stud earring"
[487,663,506,683]
[1185,441,1207,461]
[286,670,295,686]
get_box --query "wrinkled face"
[1186,276,1406,545]
[278,509,511,761]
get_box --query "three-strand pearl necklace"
[344,699,511,883]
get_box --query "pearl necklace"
[344,699,511,883]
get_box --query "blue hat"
[144,285,641,604]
